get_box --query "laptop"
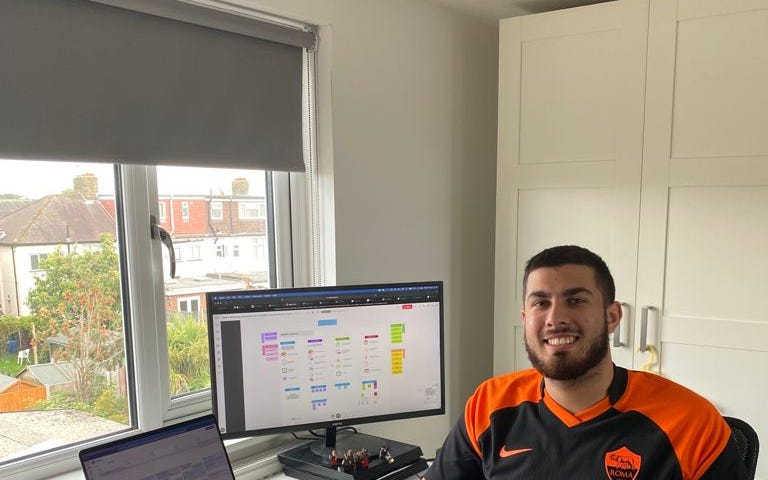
[79,414,235,480]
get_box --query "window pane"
[156,167,271,398]
[0,159,130,463]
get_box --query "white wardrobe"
[494,0,768,476]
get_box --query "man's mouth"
[544,335,578,346]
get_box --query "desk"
[268,470,426,480]
[265,460,430,480]
[269,472,425,480]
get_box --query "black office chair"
[724,416,759,480]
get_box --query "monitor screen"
[206,281,444,441]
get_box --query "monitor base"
[278,432,425,480]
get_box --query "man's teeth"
[547,336,576,345]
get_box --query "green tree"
[167,314,210,395]
[27,234,124,404]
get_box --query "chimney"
[73,173,98,200]
[232,178,249,196]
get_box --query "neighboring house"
[0,175,267,321]
[163,276,247,323]
[16,362,76,399]
[0,193,116,316]
[0,374,45,412]
[100,177,270,321]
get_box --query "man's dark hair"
[523,245,616,307]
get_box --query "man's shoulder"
[625,370,715,406]
[470,368,542,406]
[620,369,725,426]
[621,370,734,477]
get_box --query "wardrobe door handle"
[639,306,654,352]
[612,302,630,347]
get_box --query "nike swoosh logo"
[499,447,533,458]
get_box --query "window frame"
[237,200,265,220]
[1,87,315,480]
[210,200,223,220]
[176,296,200,314]
[29,253,48,271]
[0,6,324,479]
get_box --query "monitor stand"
[278,428,426,480]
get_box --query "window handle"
[150,215,176,278]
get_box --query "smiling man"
[424,245,746,479]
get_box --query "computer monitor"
[206,281,444,461]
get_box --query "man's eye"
[569,298,586,305]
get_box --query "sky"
[0,159,267,199]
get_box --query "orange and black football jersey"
[426,365,745,479]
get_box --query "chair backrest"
[724,416,759,480]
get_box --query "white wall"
[0,246,16,315]
[243,0,499,456]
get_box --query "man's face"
[521,264,620,381]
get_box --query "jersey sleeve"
[422,417,484,479]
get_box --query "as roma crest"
[604,446,642,480]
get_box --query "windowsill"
[42,470,85,480]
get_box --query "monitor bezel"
[206,280,446,440]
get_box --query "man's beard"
[525,316,609,381]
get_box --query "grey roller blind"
[0,0,313,171]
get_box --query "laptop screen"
[79,414,235,480]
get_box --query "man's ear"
[521,308,527,327]
[606,301,622,334]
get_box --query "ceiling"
[426,0,615,24]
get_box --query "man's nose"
[546,300,569,326]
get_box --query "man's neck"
[543,359,615,414]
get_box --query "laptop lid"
[79,414,235,480]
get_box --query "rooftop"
[18,362,75,386]
[0,193,115,246]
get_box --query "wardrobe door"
[495,0,648,373]
[639,1,768,475]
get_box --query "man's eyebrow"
[526,287,594,300]
[562,287,593,297]
[526,290,550,300]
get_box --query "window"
[238,200,266,219]
[159,167,273,398]
[175,244,202,262]
[0,2,318,476]
[254,236,267,262]
[176,297,200,322]
[210,201,223,220]
[177,298,199,313]
[0,160,315,473]
[0,161,128,464]
[29,253,49,270]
